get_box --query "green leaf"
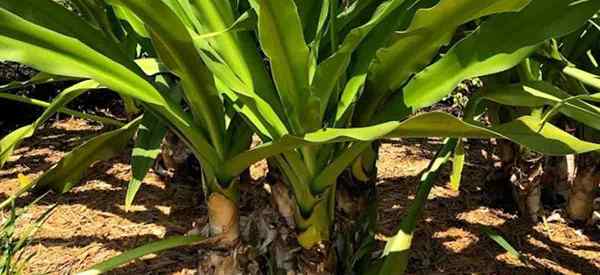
[220,86,275,139]
[0,0,218,169]
[76,234,206,275]
[222,112,600,178]
[0,80,103,168]
[271,154,318,215]
[110,2,149,37]
[336,0,384,31]
[336,0,428,125]
[224,114,253,160]
[0,0,225,172]
[312,142,372,193]
[250,0,310,133]
[0,92,124,126]
[0,117,141,210]
[563,66,600,91]
[0,0,165,106]
[480,226,526,262]
[376,139,457,275]
[479,81,600,130]
[371,0,530,91]
[362,0,530,122]
[0,193,55,272]
[192,0,286,136]
[36,117,141,194]
[70,0,120,41]
[293,0,322,42]
[295,192,332,248]
[0,72,74,92]
[312,0,413,120]
[207,53,288,139]
[134,58,170,76]
[399,0,600,111]
[0,126,33,169]
[191,10,257,41]
[450,139,465,191]
[112,0,226,157]
[125,113,167,210]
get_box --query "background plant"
[460,13,600,224]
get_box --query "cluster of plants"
[0,0,599,273]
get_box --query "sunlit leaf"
[125,113,167,210]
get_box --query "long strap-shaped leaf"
[110,3,149,37]
[37,117,142,194]
[476,81,600,130]
[191,1,288,138]
[0,80,103,168]
[370,0,530,91]
[355,0,530,124]
[0,92,124,127]
[292,0,322,41]
[0,0,163,105]
[250,0,310,134]
[76,234,206,275]
[374,139,456,275]
[221,112,600,178]
[335,0,384,32]
[335,0,425,125]
[0,72,74,92]
[70,0,120,41]
[111,0,226,157]
[192,0,277,103]
[312,0,413,119]
[0,117,142,210]
[395,0,600,112]
[125,112,167,210]
[0,0,221,171]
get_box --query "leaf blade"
[400,0,600,111]
[125,113,167,210]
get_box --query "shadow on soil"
[376,139,600,274]
[1,127,599,274]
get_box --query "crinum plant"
[463,14,600,224]
[1,0,600,274]
[184,0,600,251]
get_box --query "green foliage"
[126,113,167,210]
[450,139,465,191]
[0,0,599,273]
[0,80,105,168]
[0,193,55,275]
[0,116,141,210]
[373,139,457,275]
[397,0,600,111]
[480,226,527,264]
[77,234,206,275]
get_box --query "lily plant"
[0,0,600,274]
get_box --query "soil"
[1,118,599,275]
[0,62,126,136]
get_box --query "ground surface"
[0,118,599,274]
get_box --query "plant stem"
[329,0,339,54]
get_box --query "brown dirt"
[1,119,599,274]
[376,138,600,275]
[1,119,203,274]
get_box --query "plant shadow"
[374,139,600,274]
